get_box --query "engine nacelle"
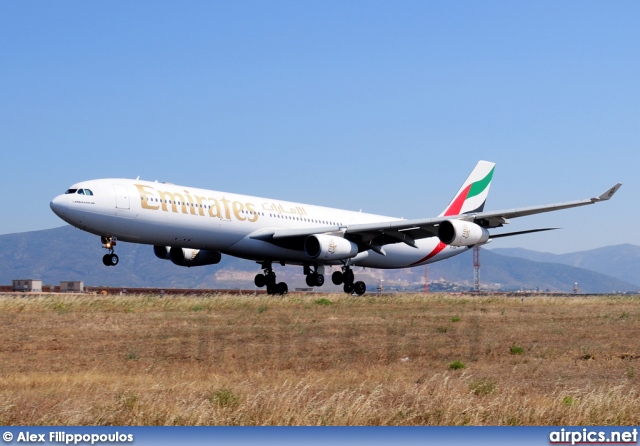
[153,245,171,260]
[304,234,358,260]
[169,247,222,267]
[438,220,490,247]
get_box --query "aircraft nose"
[50,194,66,217]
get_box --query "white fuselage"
[50,178,468,269]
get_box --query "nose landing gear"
[101,236,119,266]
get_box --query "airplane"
[50,161,621,296]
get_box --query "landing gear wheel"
[101,236,118,265]
[260,262,282,295]
[344,269,355,285]
[306,273,325,287]
[306,274,315,287]
[277,282,288,295]
[332,271,343,285]
[254,273,266,288]
[343,283,354,294]
[354,281,366,296]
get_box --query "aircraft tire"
[306,274,315,287]
[315,274,324,287]
[343,283,354,294]
[254,273,266,288]
[266,283,276,295]
[277,282,288,295]
[109,253,119,266]
[354,281,366,296]
[332,271,343,285]
[344,270,355,285]
[102,254,111,266]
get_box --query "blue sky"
[1,2,638,253]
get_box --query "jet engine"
[304,234,358,260]
[438,220,490,247]
[168,247,222,267]
[153,245,172,260]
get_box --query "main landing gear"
[101,236,119,266]
[254,262,288,295]
[254,263,366,296]
[304,264,325,287]
[332,266,366,296]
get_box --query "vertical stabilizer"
[439,161,495,217]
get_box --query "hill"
[491,244,640,287]
[0,226,638,293]
[427,248,638,293]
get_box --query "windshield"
[64,188,94,195]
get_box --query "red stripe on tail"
[444,184,471,216]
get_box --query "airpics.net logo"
[549,428,638,445]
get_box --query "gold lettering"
[136,184,266,224]
[233,201,246,221]
[158,191,186,213]
[207,198,221,218]
[184,190,197,215]
[195,196,206,216]
[245,203,259,222]
[136,184,159,210]
[220,197,231,220]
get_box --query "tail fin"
[439,160,495,217]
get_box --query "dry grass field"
[1,292,639,425]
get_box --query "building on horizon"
[12,279,42,292]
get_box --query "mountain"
[427,249,638,293]
[0,226,638,293]
[491,244,640,287]
[0,226,341,290]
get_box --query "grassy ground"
[0,292,639,425]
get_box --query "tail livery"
[439,160,495,217]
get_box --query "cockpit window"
[65,188,94,195]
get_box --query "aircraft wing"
[250,183,621,249]
[249,216,450,248]
[471,183,622,228]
